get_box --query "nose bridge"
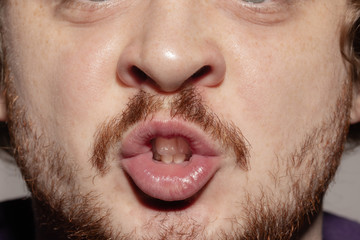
[117,1,225,92]
[141,1,201,80]
[142,1,197,55]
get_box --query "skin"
[1,0,359,239]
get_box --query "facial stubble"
[3,62,352,239]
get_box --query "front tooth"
[161,155,173,164]
[153,137,192,163]
[174,154,185,164]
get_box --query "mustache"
[91,86,250,175]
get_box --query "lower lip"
[122,152,219,201]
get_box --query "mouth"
[120,119,221,202]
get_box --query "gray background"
[1,147,359,222]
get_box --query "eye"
[220,0,295,25]
[59,0,111,9]
[238,0,291,15]
[243,0,266,3]
[56,0,128,24]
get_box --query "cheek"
[44,33,130,157]
[52,40,116,121]
[215,21,348,161]
[3,6,129,159]
[48,20,139,126]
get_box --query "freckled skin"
[0,1,356,239]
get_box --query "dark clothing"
[0,199,35,240]
[0,198,359,239]
[323,211,360,240]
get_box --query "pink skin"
[1,1,357,239]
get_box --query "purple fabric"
[323,212,360,240]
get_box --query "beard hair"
[3,54,352,239]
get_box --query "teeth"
[174,154,186,164]
[161,155,173,164]
[152,137,192,164]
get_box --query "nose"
[116,2,226,93]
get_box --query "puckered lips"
[120,119,222,202]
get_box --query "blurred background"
[1,146,359,222]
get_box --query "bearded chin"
[4,65,352,239]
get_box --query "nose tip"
[117,40,226,93]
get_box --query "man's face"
[0,0,354,239]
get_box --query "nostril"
[130,66,149,83]
[126,64,219,91]
[190,65,212,80]
[117,39,226,91]
[130,66,162,89]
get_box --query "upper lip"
[119,116,222,159]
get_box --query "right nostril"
[130,66,149,83]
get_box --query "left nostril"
[190,65,212,80]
